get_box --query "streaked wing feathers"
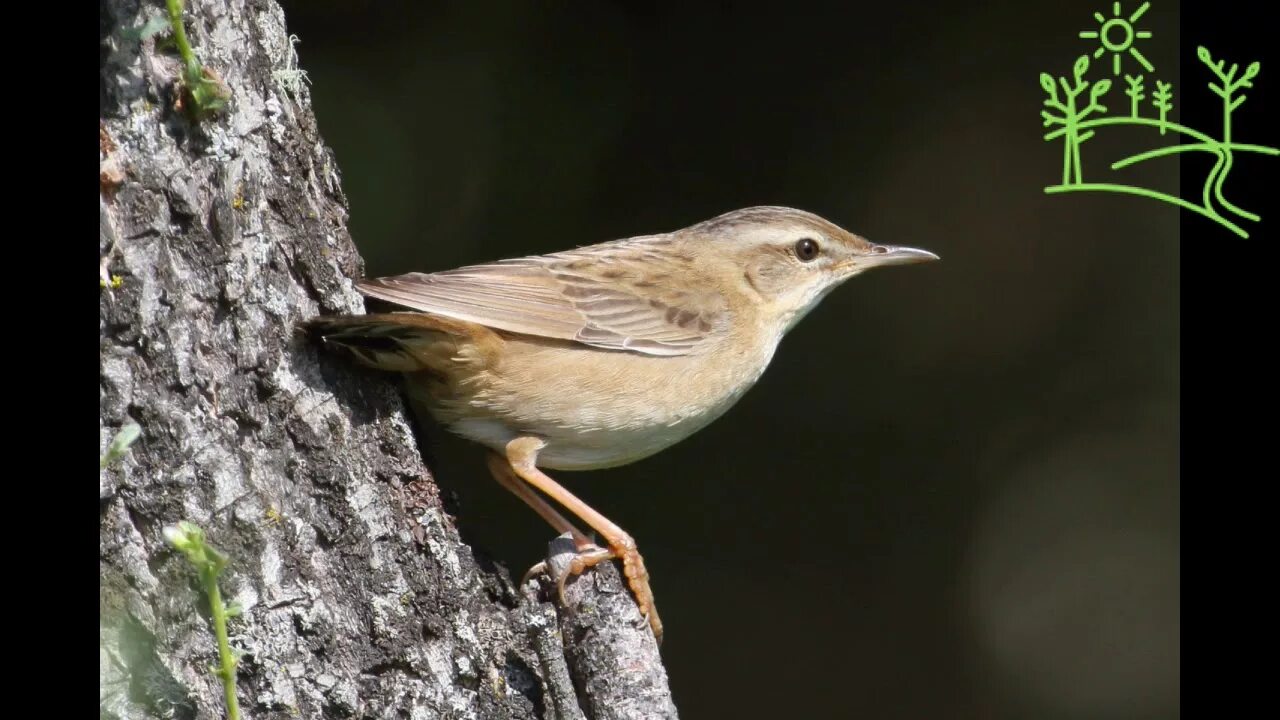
[355,238,726,357]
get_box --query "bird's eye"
[794,238,820,262]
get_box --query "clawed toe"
[539,542,664,643]
[520,561,550,593]
[494,442,664,643]
[618,550,662,643]
[522,544,612,605]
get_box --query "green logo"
[1040,1,1278,237]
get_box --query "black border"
[1182,0,1276,702]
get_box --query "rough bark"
[536,537,678,720]
[98,2,674,719]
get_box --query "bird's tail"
[303,312,501,374]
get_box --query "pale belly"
[418,332,776,470]
[447,411,730,470]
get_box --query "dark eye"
[794,237,820,262]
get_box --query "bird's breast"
[426,331,777,470]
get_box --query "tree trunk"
[98,2,675,718]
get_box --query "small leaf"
[190,74,230,115]
[1074,56,1089,82]
[224,603,243,618]
[180,67,231,120]
[1197,46,1212,65]
[1093,79,1112,97]
[203,543,230,573]
[162,525,189,550]
[100,423,142,469]
[163,521,202,553]
[121,15,169,44]
[115,423,140,445]
[141,15,170,39]
[1244,61,1261,81]
[1039,72,1056,96]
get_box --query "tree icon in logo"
[1041,3,1278,237]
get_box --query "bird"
[305,205,938,642]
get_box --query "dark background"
[280,2,1192,718]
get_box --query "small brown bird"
[306,206,937,641]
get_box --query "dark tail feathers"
[303,314,436,373]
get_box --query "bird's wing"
[355,237,728,357]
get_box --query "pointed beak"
[858,244,940,268]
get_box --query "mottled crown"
[688,206,858,245]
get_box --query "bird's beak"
[858,244,940,268]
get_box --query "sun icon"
[1079,1,1155,76]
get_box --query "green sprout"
[163,521,242,720]
[1199,46,1260,144]
[1041,55,1112,185]
[118,15,170,48]
[1124,74,1145,117]
[1152,80,1174,134]
[165,0,230,119]
[100,423,141,470]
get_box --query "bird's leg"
[503,436,663,642]
[486,451,595,547]
[486,452,602,592]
